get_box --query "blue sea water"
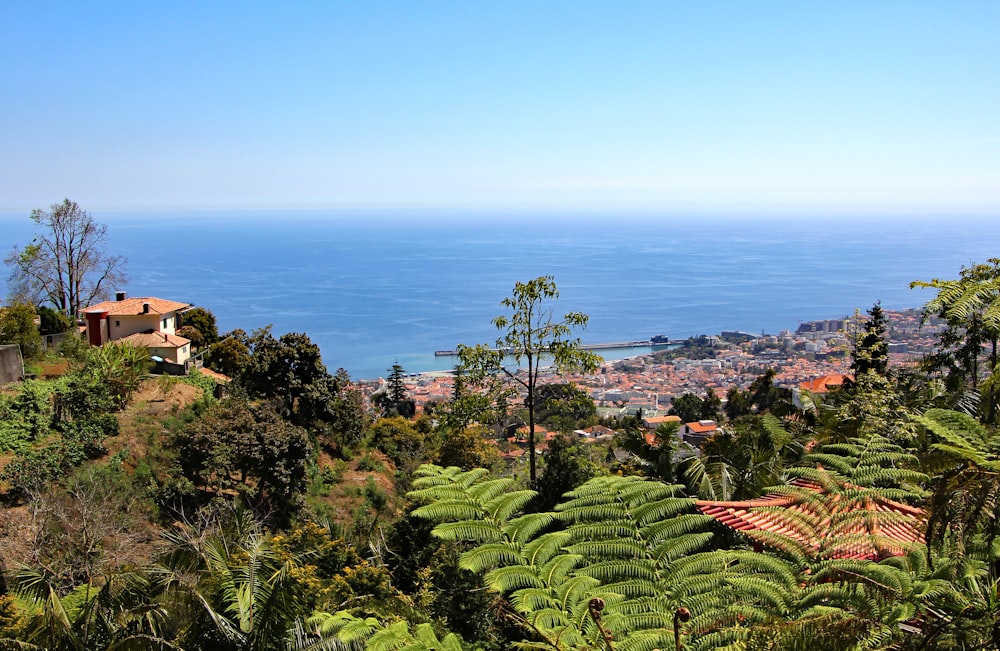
[3,209,999,380]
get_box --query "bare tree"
[5,198,127,316]
[0,467,154,594]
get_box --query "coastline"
[394,308,936,411]
[7,211,995,381]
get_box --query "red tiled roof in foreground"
[83,297,191,316]
[696,479,925,560]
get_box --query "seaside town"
[392,308,940,420]
[4,2,1000,648]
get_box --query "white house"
[82,293,194,365]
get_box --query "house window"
[115,320,120,327]
[162,318,169,329]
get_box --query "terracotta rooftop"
[798,373,851,394]
[83,297,192,316]
[578,425,616,437]
[643,415,682,427]
[696,478,924,560]
[120,330,191,349]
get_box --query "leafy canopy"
[458,276,602,482]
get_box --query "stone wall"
[0,344,24,385]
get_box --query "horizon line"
[1,200,999,219]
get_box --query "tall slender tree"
[458,276,601,482]
[851,301,889,377]
[377,361,415,417]
[387,362,407,404]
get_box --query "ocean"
[2,209,998,380]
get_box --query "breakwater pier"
[434,336,674,357]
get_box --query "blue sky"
[1,2,998,213]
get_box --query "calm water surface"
[2,209,997,380]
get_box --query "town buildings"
[399,310,941,424]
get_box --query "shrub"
[356,453,384,472]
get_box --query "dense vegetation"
[2,258,1000,650]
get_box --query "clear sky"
[2,2,998,214]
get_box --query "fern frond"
[524,606,572,631]
[617,481,688,508]
[609,630,673,651]
[483,565,545,593]
[409,499,484,523]
[468,477,519,503]
[745,530,812,563]
[558,503,635,524]
[569,538,647,560]
[811,558,911,596]
[576,560,657,583]
[929,443,991,466]
[460,542,523,573]
[410,464,490,488]
[651,531,716,563]
[411,622,464,651]
[432,520,505,544]
[508,587,558,614]
[727,576,796,612]
[522,531,573,567]
[917,408,995,456]
[761,413,793,449]
[503,512,556,545]
[483,489,536,524]
[564,520,637,542]
[603,608,672,633]
[553,575,602,611]
[630,495,698,526]
[539,553,584,587]
[598,578,660,599]
[803,453,856,475]
[642,513,715,546]
[366,620,413,651]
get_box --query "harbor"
[434,335,675,357]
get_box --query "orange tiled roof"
[644,415,682,426]
[696,479,924,560]
[83,297,191,316]
[581,425,615,436]
[120,331,190,349]
[684,421,718,433]
[799,373,851,394]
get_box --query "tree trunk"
[527,354,537,483]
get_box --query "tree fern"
[408,467,718,649]
[912,408,1000,558]
[461,543,529,574]
[405,463,946,650]
[299,612,463,651]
